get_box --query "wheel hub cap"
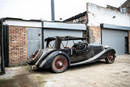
[108,53,114,62]
[57,61,63,67]
[55,58,66,70]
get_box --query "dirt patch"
[0,70,49,87]
[0,74,38,87]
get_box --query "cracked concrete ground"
[0,55,130,87]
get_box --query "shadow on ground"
[0,60,116,87]
[33,60,106,74]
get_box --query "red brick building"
[0,18,86,66]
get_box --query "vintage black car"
[28,36,116,73]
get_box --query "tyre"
[105,52,115,64]
[51,55,68,73]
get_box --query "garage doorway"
[27,28,42,58]
[102,29,128,55]
[44,29,83,47]
[125,37,129,54]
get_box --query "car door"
[70,45,95,63]
[70,47,88,63]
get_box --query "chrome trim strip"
[70,49,106,66]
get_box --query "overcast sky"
[0,0,126,21]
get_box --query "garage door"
[102,29,128,55]
[44,29,83,47]
[27,28,42,58]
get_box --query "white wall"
[4,19,86,30]
[87,3,130,27]
[44,22,86,30]
[4,20,41,27]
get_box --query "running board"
[70,49,107,66]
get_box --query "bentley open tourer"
[27,36,116,73]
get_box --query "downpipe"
[0,18,5,74]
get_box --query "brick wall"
[89,26,101,44]
[8,26,27,66]
[126,8,130,14]
[128,31,130,54]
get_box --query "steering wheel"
[73,42,87,51]
[78,43,85,50]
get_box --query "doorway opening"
[125,37,128,54]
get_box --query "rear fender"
[39,51,70,69]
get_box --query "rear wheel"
[105,52,115,64]
[51,55,68,73]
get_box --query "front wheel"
[51,55,68,73]
[105,52,115,64]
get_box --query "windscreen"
[47,40,84,49]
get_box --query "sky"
[0,0,126,21]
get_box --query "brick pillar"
[128,31,130,54]
[89,26,101,44]
[8,26,27,66]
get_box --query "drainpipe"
[100,24,103,44]
[86,26,89,43]
[0,18,5,74]
[41,21,44,49]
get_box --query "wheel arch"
[106,48,116,55]
[40,51,70,69]
[103,48,116,59]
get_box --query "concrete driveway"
[0,55,130,87]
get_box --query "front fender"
[105,47,116,54]
[102,47,116,58]
[39,51,70,69]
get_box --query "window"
[121,8,126,13]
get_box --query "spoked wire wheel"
[52,55,68,73]
[105,52,115,64]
